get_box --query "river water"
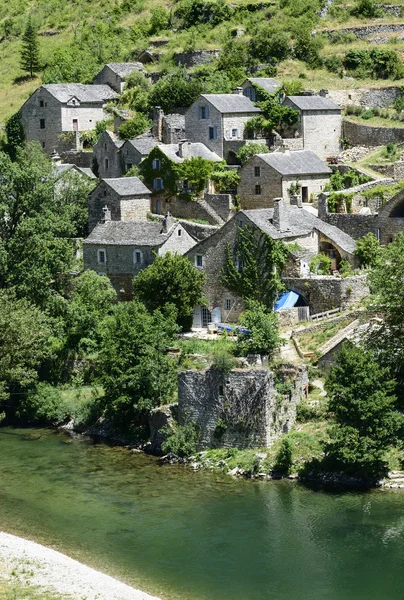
[1,427,404,600]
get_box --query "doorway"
[302,186,308,202]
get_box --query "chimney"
[290,194,302,208]
[160,211,174,234]
[50,149,62,165]
[152,106,164,142]
[319,89,329,98]
[273,198,289,232]
[232,87,243,95]
[101,204,111,223]
[178,139,191,158]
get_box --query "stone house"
[20,84,118,154]
[241,77,281,102]
[88,177,152,232]
[318,187,404,245]
[152,107,186,144]
[184,91,261,162]
[185,199,358,326]
[120,135,159,173]
[281,95,342,160]
[83,216,196,299]
[237,149,332,209]
[139,140,222,215]
[93,130,124,179]
[93,63,145,93]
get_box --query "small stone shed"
[93,63,145,93]
[88,177,152,232]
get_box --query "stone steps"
[318,319,360,356]
[197,197,225,226]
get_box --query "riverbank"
[0,532,160,600]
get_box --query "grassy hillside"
[1,0,404,124]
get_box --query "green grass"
[344,114,404,129]
[177,335,236,356]
[0,579,66,599]
[296,318,355,354]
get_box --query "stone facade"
[173,50,220,67]
[93,130,123,179]
[324,22,404,41]
[88,179,151,232]
[184,93,261,160]
[238,153,330,209]
[318,190,404,244]
[343,119,404,147]
[178,365,308,449]
[283,275,369,315]
[367,162,404,180]
[327,87,402,109]
[283,97,342,160]
[152,193,233,225]
[20,85,117,154]
[93,63,145,93]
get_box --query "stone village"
[18,64,404,453]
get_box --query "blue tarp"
[217,324,251,334]
[274,291,300,312]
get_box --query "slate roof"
[158,142,222,163]
[102,177,151,196]
[101,130,124,148]
[43,84,118,103]
[284,95,341,111]
[126,136,159,155]
[106,63,144,77]
[256,150,332,176]
[54,164,96,178]
[201,94,261,114]
[245,78,281,94]
[84,220,175,246]
[242,206,356,254]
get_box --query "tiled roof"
[158,142,222,163]
[201,94,261,114]
[84,220,175,246]
[284,95,341,111]
[43,84,118,103]
[245,78,281,94]
[242,205,356,253]
[103,177,151,196]
[106,63,144,77]
[256,150,332,176]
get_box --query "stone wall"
[324,22,404,40]
[368,162,404,180]
[204,193,233,221]
[60,150,94,168]
[173,50,220,67]
[301,110,341,160]
[343,119,404,146]
[282,275,369,314]
[152,194,231,225]
[185,100,224,157]
[328,87,402,109]
[178,365,308,450]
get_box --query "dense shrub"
[272,437,293,475]
[162,422,199,457]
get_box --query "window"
[225,299,231,311]
[254,166,260,177]
[231,128,238,138]
[97,249,106,264]
[105,158,109,170]
[42,141,46,149]
[72,118,78,131]
[40,119,45,129]
[236,256,244,272]
[133,250,143,264]
[177,228,182,237]
[208,126,217,140]
[195,254,203,268]
[103,190,107,197]
[255,184,261,195]
[153,178,164,191]
[39,100,44,108]
[152,158,161,169]
[199,105,209,120]
[219,385,224,396]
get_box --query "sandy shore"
[0,532,161,600]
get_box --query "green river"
[1,427,404,600]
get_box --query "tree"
[236,142,269,165]
[354,232,381,268]
[132,253,206,330]
[324,345,401,479]
[97,301,179,434]
[236,301,283,358]
[148,70,203,113]
[118,115,152,141]
[4,112,25,161]
[221,225,288,310]
[0,290,52,409]
[174,157,215,196]
[20,17,41,78]
[309,253,332,275]
[368,233,404,396]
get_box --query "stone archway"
[390,198,404,218]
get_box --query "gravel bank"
[0,532,161,600]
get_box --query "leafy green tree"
[148,70,203,113]
[309,253,332,275]
[133,253,206,330]
[236,301,283,358]
[324,345,401,479]
[20,17,41,78]
[174,157,215,196]
[273,437,293,475]
[118,115,152,140]
[97,301,179,433]
[354,232,381,268]
[0,290,52,408]
[249,26,291,62]
[236,142,269,165]
[221,225,288,309]
[368,233,404,395]
[149,6,170,33]
[245,88,299,137]
[4,112,25,161]
[162,422,198,457]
